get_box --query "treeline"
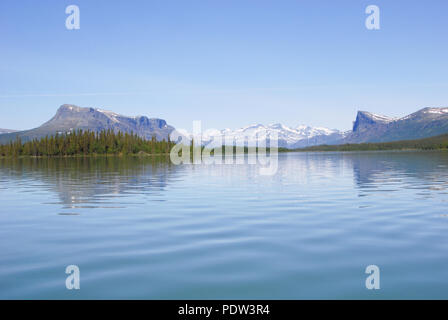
[0,130,175,157]
[294,133,448,152]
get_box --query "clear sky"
[1,0,447,131]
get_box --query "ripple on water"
[1,152,448,299]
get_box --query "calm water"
[1,152,448,299]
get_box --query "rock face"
[344,107,448,143]
[0,104,175,143]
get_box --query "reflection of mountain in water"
[0,156,181,209]
[1,151,448,208]
[348,151,448,191]
[206,151,448,195]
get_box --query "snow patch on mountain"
[361,111,396,123]
[96,109,121,123]
[179,123,347,148]
[424,108,448,115]
[0,128,18,135]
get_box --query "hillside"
[0,104,175,144]
[343,107,448,143]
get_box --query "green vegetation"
[4,129,447,158]
[291,133,448,152]
[0,129,174,157]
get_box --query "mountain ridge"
[0,128,18,135]
[344,107,448,143]
[0,104,175,144]
[179,123,348,148]
[189,106,448,148]
[2,105,448,148]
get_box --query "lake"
[1,151,448,299]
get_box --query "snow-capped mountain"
[344,107,448,143]
[4,105,448,148]
[182,123,347,148]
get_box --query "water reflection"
[348,151,448,194]
[0,156,182,209]
[1,151,448,208]
[1,151,448,299]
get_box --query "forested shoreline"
[293,133,448,152]
[0,130,174,157]
[2,129,448,158]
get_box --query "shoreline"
[1,148,447,159]
[0,152,172,159]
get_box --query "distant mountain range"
[198,107,448,148]
[1,105,448,148]
[178,124,347,148]
[0,104,175,144]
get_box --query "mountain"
[184,123,347,148]
[197,106,448,148]
[0,104,175,144]
[0,129,17,135]
[299,132,448,152]
[344,107,448,143]
[3,104,448,148]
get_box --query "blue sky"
[1,0,447,131]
